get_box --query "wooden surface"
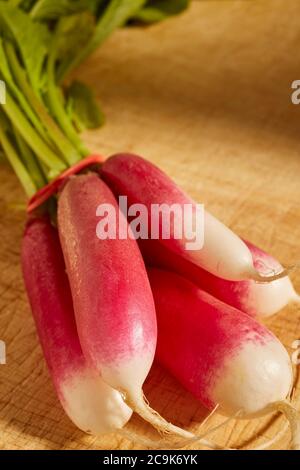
[1,0,300,450]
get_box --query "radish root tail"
[251,263,300,283]
[268,400,300,450]
[118,411,239,450]
[198,404,219,431]
[124,391,300,450]
[124,392,240,449]
[250,422,289,450]
[164,411,240,450]
[125,392,194,439]
[118,428,226,450]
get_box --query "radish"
[21,217,132,435]
[141,238,299,318]
[57,173,193,438]
[101,153,289,282]
[147,268,300,449]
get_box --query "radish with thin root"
[141,238,299,318]
[57,173,192,439]
[147,268,300,449]
[101,153,293,282]
[21,217,132,435]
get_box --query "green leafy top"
[0,0,190,200]
[0,3,49,93]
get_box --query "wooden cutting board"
[0,0,300,450]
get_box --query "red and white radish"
[57,173,192,438]
[141,238,299,318]
[101,153,289,282]
[21,217,132,435]
[148,268,300,449]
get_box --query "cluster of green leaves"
[0,0,190,197]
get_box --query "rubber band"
[27,155,104,214]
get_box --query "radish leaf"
[67,81,105,131]
[133,0,190,24]
[0,4,49,93]
[54,12,95,65]
[30,0,96,20]
[58,0,147,80]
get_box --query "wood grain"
[0,0,300,450]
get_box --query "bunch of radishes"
[3,0,296,450]
[22,153,300,450]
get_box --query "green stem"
[5,42,81,167]
[13,129,47,189]
[0,39,50,145]
[8,0,23,7]
[2,91,67,177]
[58,0,147,81]
[29,0,47,18]
[0,126,36,197]
[47,48,90,158]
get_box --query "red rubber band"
[27,154,104,214]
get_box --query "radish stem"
[5,42,81,166]
[3,91,66,176]
[13,128,46,189]
[0,124,36,196]
[0,39,49,144]
[46,43,90,158]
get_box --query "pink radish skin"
[21,217,132,435]
[101,154,288,282]
[141,238,299,318]
[57,173,192,438]
[148,268,300,449]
